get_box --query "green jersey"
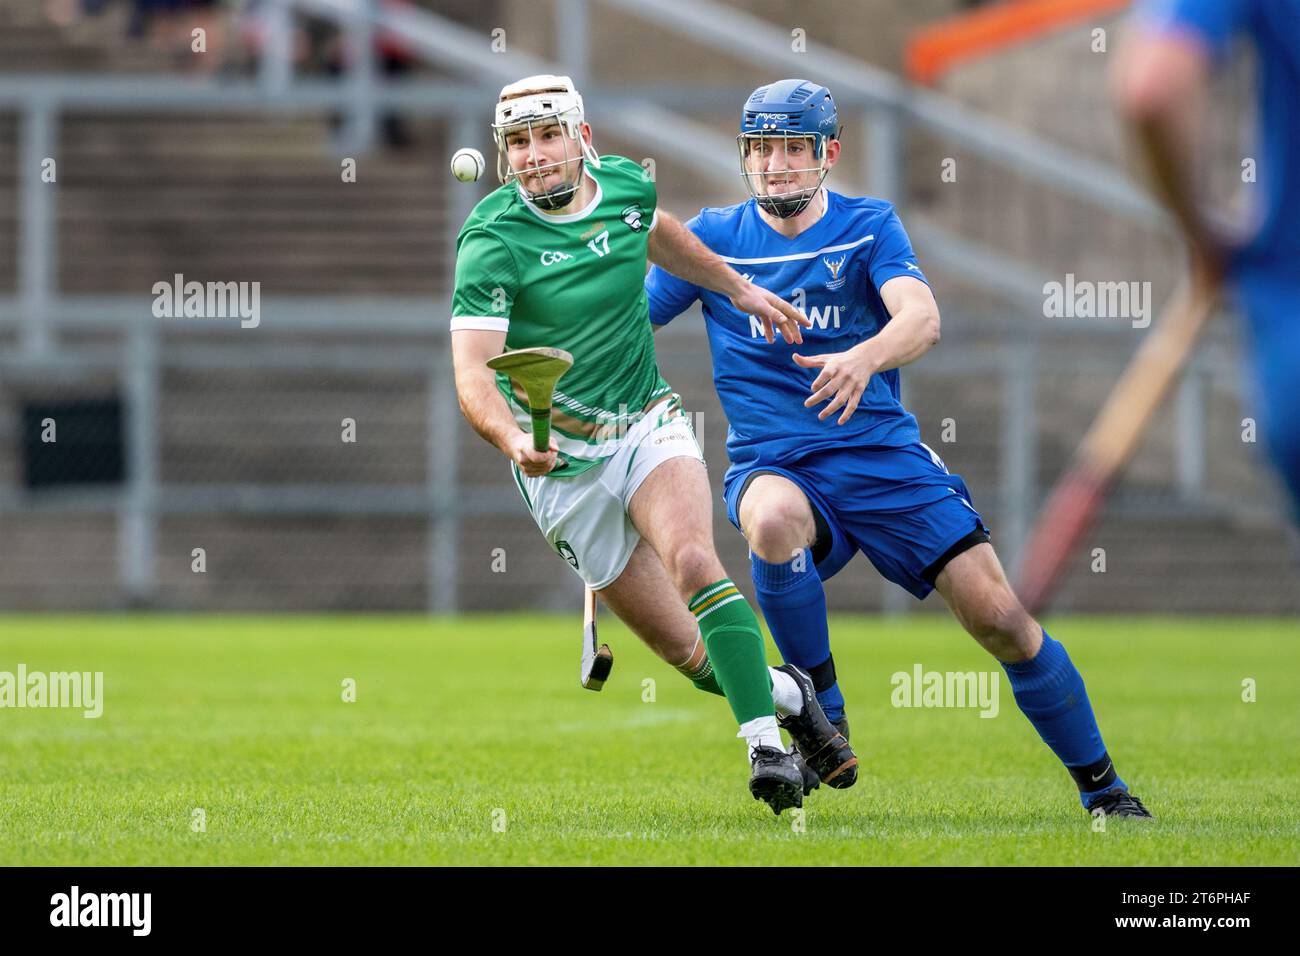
[451,154,673,477]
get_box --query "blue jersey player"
[1113,0,1300,524]
[646,79,1152,820]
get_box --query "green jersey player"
[450,74,856,813]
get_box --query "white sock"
[769,667,803,717]
[737,715,783,753]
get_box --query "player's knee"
[743,503,811,561]
[963,590,1034,659]
[665,542,723,594]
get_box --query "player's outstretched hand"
[730,281,811,345]
[506,430,559,477]
[793,348,875,425]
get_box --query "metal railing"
[0,0,1260,613]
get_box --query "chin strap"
[757,184,825,220]
[756,190,818,219]
[525,176,581,210]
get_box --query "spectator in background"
[48,0,231,73]
[240,0,419,149]
[321,0,419,149]
[50,0,417,147]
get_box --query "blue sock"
[751,549,845,723]
[1000,630,1126,808]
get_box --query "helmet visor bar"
[494,115,577,187]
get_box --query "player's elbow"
[1113,73,1175,123]
[452,367,488,422]
[922,308,941,349]
[1111,41,1202,123]
[454,384,477,425]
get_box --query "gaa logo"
[556,539,580,570]
[620,204,644,232]
[540,250,574,266]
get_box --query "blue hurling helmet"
[738,79,839,218]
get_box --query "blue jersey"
[646,191,925,474]
[1139,0,1300,270]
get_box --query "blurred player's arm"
[1111,19,1230,270]
[793,276,940,424]
[647,210,810,344]
[451,328,558,477]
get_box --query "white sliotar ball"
[450,147,485,183]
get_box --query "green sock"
[673,633,724,697]
[687,579,775,724]
[692,672,725,696]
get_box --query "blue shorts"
[723,441,990,599]
[1234,267,1300,522]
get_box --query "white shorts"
[510,396,705,590]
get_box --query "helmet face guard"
[737,130,830,219]
[494,113,584,210]
[737,79,840,219]
[492,79,601,212]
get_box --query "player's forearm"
[1113,38,1214,252]
[647,211,746,298]
[853,304,940,373]
[455,370,522,458]
[1128,112,1212,249]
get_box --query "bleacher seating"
[0,0,1294,612]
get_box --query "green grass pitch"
[0,614,1296,866]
